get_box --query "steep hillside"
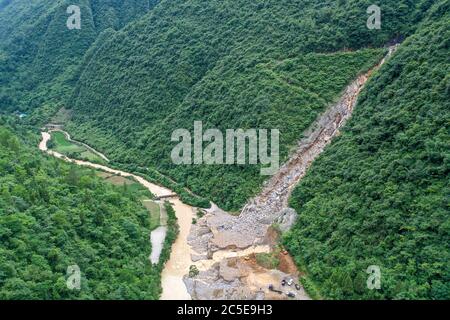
[0,0,447,301]
[284,3,450,299]
[68,0,434,210]
[0,122,169,299]
[0,0,158,112]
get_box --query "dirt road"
[40,131,194,300]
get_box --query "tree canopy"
[0,124,173,299]
[284,4,450,299]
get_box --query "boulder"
[275,208,298,232]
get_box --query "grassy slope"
[143,201,161,230]
[66,0,435,210]
[284,2,450,299]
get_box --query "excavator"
[268,284,283,295]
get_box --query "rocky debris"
[196,45,399,251]
[184,257,310,300]
[184,45,399,300]
[275,208,298,232]
[183,262,257,300]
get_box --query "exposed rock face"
[275,208,298,232]
[183,260,258,300]
[191,45,399,252]
[184,257,309,300]
[185,45,399,300]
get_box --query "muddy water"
[160,199,195,300]
[39,131,194,300]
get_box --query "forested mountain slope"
[0,0,158,112]
[67,0,435,210]
[0,122,166,299]
[0,0,447,301]
[284,3,450,299]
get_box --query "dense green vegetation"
[47,129,211,208]
[0,124,171,299]
[48,131,105,163]
[256,250,280,270]
[284,4,449,299]
[0,0,157,113]
[1,0,439,210]
[65,0,436,210]
[142,200,160,230]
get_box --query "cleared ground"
[50,131,104,163]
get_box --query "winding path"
[39,131,194,300]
